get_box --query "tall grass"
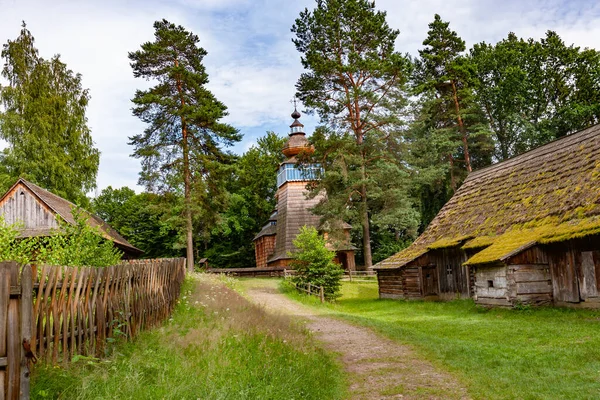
[284,280,600,400]
[31,275,345,400]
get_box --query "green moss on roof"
[427,235,472,250]
[465,216,600,265]
[378,124,600,269]
[373,244,428,269]
[462,236,495,250]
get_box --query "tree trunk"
[175,59,194,273]
[360,180,372,269]
[451,80,472,173]
[357,133,372,269]
[449,153,457,193]
[183,126,194,273]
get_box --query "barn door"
[578,251,599,300]
[420,266,438,296]
[550,250,580,303]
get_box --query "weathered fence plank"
[1,257,186,400]
[20,266,32,400]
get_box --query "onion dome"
[282,107,313,158]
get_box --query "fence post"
[308,283,311,295]
[20,265,32,399]
[319,286,324,303]
[349,270,353,282]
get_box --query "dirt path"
[244,282,470,400]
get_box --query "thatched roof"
[1,179,142,255]
[375,123,600,269]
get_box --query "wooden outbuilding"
[375,124,600,307]
[0,178,142,258]
[253,108,356,271]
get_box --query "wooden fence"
[0,258,186,400]
[295,282,325,303]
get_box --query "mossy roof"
[374,124,600,270]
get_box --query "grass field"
[31,275,345,400]
[282,280,600,400]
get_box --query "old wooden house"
[375,124,600,307]
[253,108,356,270]
[0,178,142,258]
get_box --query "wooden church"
[375,123,600,308]
[0,178,142,258]
[253,108,356,271]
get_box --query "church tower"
[253,107,355,270]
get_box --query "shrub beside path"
[244,281,471,400]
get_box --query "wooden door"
[421,266,438,296]
[578,251,598,300]
[550,250,580,303]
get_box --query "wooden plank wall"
[0,185,59,229]
[29,258,185,366]
[254,236,276,269]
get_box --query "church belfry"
[253,106,355,270]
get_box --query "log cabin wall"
[473,264,511,306]
[376,269,404,299]
[376,255,433,300]
[0,184,59,228]
[474,248,552,307]
[506,246,552,306]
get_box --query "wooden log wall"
[29,258,186,366]
[376,269,404,299]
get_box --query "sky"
[0,0,599,194]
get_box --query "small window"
[446,266,453,275]
[487,280,494,288]
[426,274,431,278]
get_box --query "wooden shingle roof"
[376,123,600,269]
[0,179,142,255]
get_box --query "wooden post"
[20,266,32,399]
[319,286,324,303]
[7,262,19,400]
[349,270,353,282]
[308,283,311,295]
[0,264,11,400]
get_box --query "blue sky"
[0,0,599,193]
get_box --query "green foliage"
[0,23,99,205]
[199,132,285,268]
[0,210,121,267]
[290,226,343,300]
[92,186,182,259]
[471,31,600,160]
[292,0,414,267]
[129,19,240,270]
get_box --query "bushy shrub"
[290,226,343,300]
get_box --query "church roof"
[375,123,600,269]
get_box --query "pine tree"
[0,22,99,204]
[413,14,491,191]
[292,0,412,268]
[129,19,240,272]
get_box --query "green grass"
[31,275,345,400]
[282,279,600,400]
